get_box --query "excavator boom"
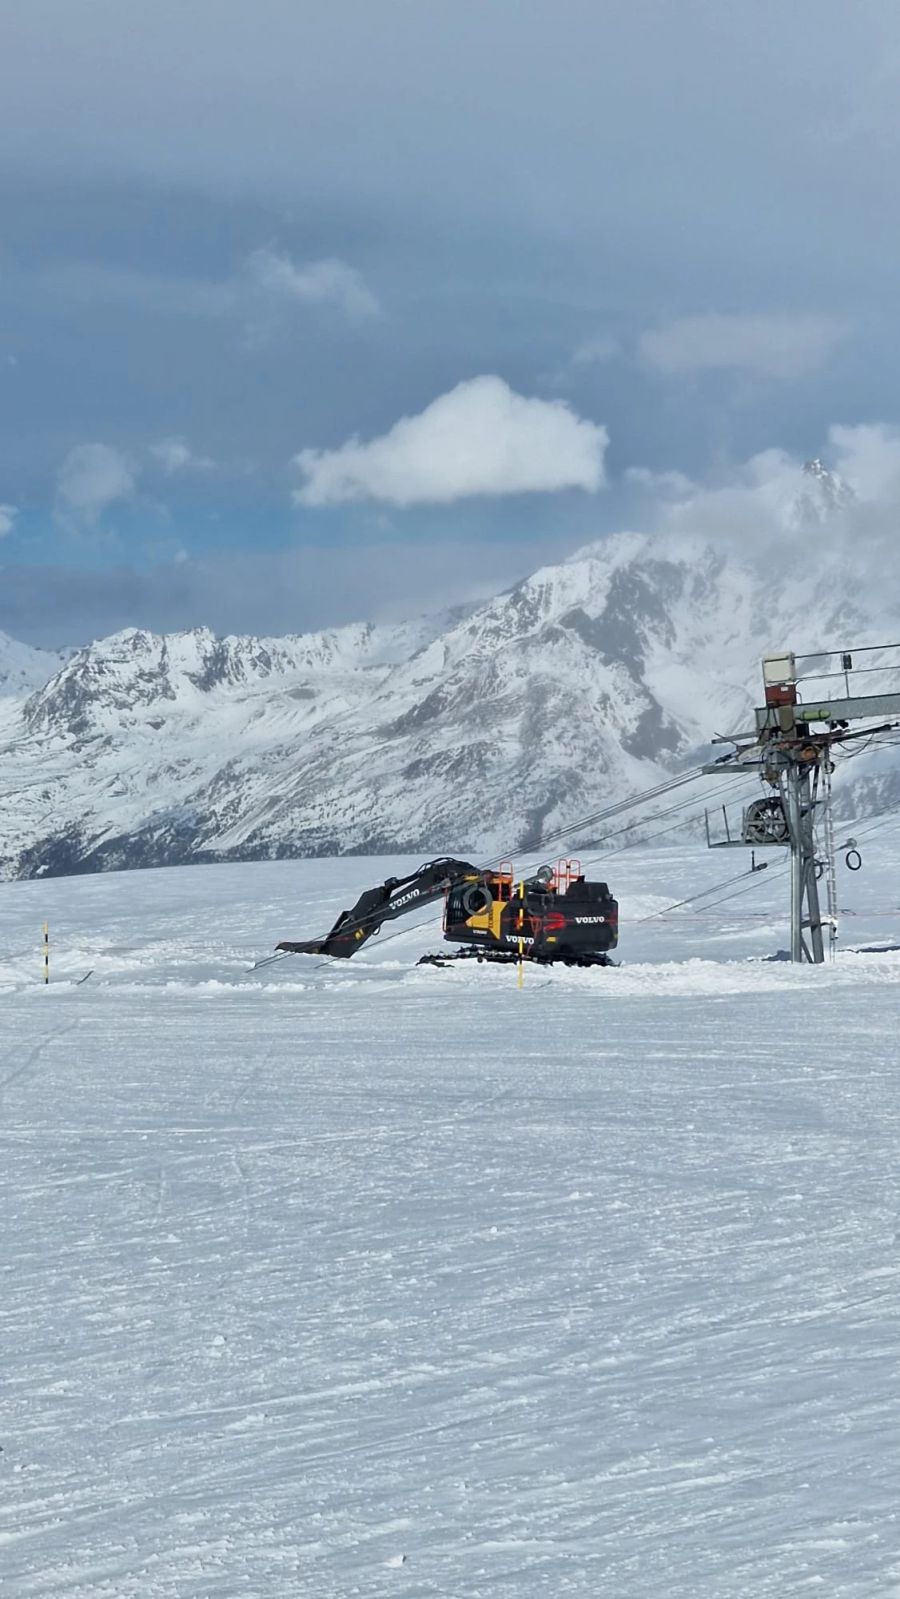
[276,857,481,958]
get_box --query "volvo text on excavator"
[277,856,618,967]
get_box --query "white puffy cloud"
[244,249,381,321]
[666,465,780,545]
[0,504,17,538]
[642,425,900,550]
[149,437,215,475]
[634,434,877,554]
[827,423,900,500]
[294,376,608,507]
[639,312,846,380]
[56,443,136,527]
[649,447,835,546]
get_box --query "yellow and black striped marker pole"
[517,880,525,989]
[43,921,49,985]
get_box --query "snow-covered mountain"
[0,630,64,699]
[0,516,895,879]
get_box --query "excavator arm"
[276,856,481,959]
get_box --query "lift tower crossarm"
[755,690,900,732]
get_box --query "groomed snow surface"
[3,838,900,1597]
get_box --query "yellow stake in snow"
[517,879,525,989]
[43,921,49,985]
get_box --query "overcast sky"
[2,0,900,646]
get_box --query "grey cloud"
[639,314,847,381]
[55,443,136,528]
[148,438,215,475]
[8,418,900,651]
[38,250,380,327]
[244,249,381,321]
[570,336,620,368]
[2,1,900,648]
[0,537,561,650]
[1,0,897,230]
[37,262,235,319]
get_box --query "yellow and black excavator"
[278,856,618,967]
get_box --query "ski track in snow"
[3,844,900,1596]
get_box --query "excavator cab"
[443,859,618,965]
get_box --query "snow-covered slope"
[0,507,896,878]
[0,631,66,768]
[5,850,900,1596]
[0,630,63,699]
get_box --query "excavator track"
[417,947,617,969]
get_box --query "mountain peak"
[792,458,855,525]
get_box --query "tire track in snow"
[0,1021,79,1095]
